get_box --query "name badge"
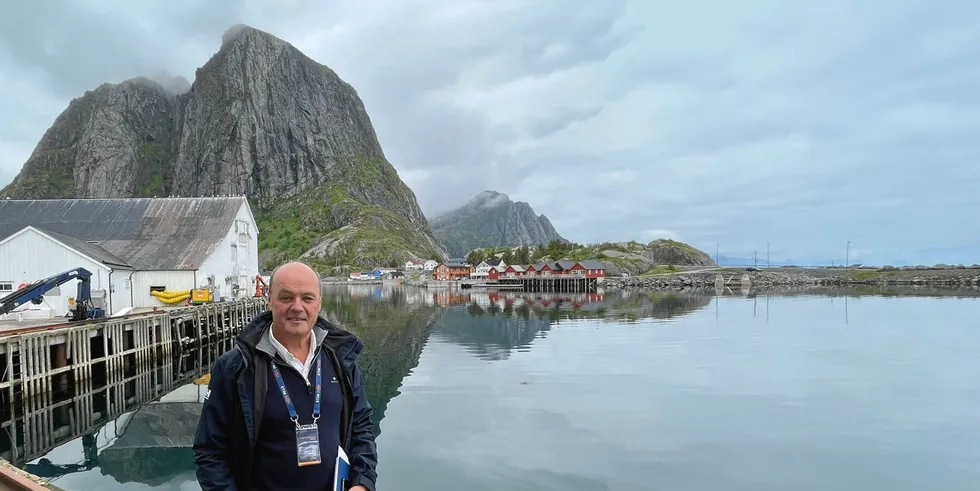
[296,423,321,466]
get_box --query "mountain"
[428,190,566,257]
[0,24,447,270]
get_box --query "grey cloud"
[1,0,979,265]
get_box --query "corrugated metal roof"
[578,259,605,270]
[0,197,247,270]
[36,227,134,268]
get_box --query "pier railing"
[0,297,268,465]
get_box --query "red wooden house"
[579,260,606,278]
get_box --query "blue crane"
[0,267,106,321]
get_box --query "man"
[193,261,378,491]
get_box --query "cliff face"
[0,24,447,269]
[0,77,178,199]
[429,190,567,257]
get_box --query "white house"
[405,259,424,271]
[471,257,506,279]
[423,260,438,271]
[0,196,260,317]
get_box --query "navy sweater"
[251,351,343,491]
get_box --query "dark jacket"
[193,311,379,491]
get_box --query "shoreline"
[314,265,980,293]
[319,267,980,292]
[604,266,980,290]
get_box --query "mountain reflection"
[1,284,715,488]
[430,289,713,323]
[435,306,552,361]
[427,289,714,361]
[320,284,442,432]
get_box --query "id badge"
[295,423,321,466]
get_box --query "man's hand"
[349,486,368,491]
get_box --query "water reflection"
[7,284,980,490]
[4,359,207,487]
[435,307,552,361]
[320,284,442,432]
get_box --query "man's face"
[270,263,321,339]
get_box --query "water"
[8,285,980,490]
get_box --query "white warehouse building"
[0,196,260,318]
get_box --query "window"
[0,282,12,291]
[231,244,238,261]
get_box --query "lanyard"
[270,349,323,427]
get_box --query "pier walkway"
[0,297,269,489]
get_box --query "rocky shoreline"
[602,267,980,291]
[318,267,980,292]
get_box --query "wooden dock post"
[0,297,268,465]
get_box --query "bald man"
[194,261,378,491]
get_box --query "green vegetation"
[253,159,445,272]
[135,140,174,197]
[0,161,74,199]
[640,265,678,275]
[462,238,711,275]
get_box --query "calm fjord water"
[16,285,980,490]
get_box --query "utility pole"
[754,250,757,268]
[846,241,851,268]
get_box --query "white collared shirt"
[269,328,317,381]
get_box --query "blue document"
[334,445,351,491]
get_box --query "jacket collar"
[237,310,363,364]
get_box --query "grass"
[253,167,444,271]
[640,265,679,276]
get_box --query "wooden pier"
[496,276,601,293]
[0,297,268,469]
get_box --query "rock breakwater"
[603,267,980,291]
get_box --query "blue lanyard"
[270,349,323,427]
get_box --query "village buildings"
[432,258,606,282]
[432,261,474,281]
[0,196,260,317]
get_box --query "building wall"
[132,270,196,307]
[0,228,122,316]
[196,201,260,301]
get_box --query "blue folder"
[334,445,351,491]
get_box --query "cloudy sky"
[2,0,979,265]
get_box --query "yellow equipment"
[191,289,213,304]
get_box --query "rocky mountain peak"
[467,190,512,210]
[0,24,446,268]
[429,190,567,257]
